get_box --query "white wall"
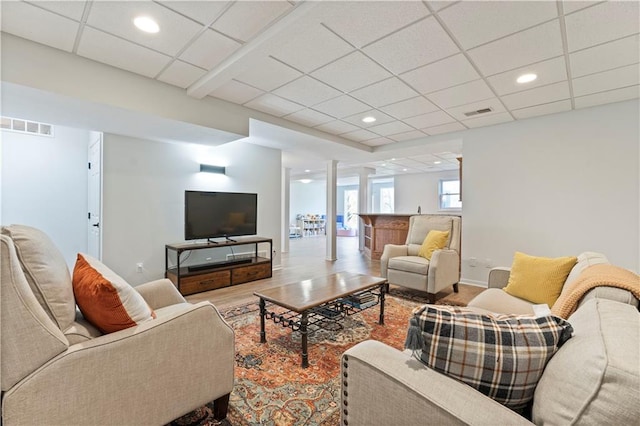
[102,135,281,284]
[1,125,89,268]
[290,180,326,225]
[394,170,459,214]
[462,100,639,284]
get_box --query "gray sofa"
[341,256,639,425]
[1,225,235,425]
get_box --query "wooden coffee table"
[254,272,387,368]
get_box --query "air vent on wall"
[1,116,54,137]
[463,107,493,117]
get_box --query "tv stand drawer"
[179,270,231,295]
[232,263,271,284]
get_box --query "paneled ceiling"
[2,0,639,179]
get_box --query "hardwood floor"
[185,236,484,309]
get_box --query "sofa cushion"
[418,230,449,260]
[503,252,577,307]
[466,288,536,315]
[1,225,76,331]
[561,251,609,296]
[533,299,640,424]
[72,254,156,334]
[388,256,429,275]
[406,305,573,411]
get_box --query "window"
[380,187,394,213]
[439,179,462,210]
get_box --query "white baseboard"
[460,279,487,288]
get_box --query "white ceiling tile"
[208,79,264,104]
[312,95,371,118]
[404,111,456,128]
[235,57,302,91]
[271,24,354,73]
[565,1,640,52]
[29,1,87,20]
[361,137,396,147]
[379,96,439,119]
[445,98,507,121]
[273,76,342,106]
[462,111,514,128]
[77,27,171,78]
[574,85,640,109]
[487,56,568,95]
[350,78,419,108]
[512,99,572,120]
[468,20,564,76]
[322,1,430,48]
[311,51,392,92]
[570,35,640,78]
[400,54,480,94]
[314,120,360,135]
[1,1,79,52]
[412,153,439,163]
[423,122,467,135]
[388,130,427,142]
[212,0,292,43]
[244,93,304,117]
[157,60,206,89]
[438,1,558,49]
[427,1,457,12]
[501,81,571,110]
[561,1,601,15]
[572,64,640,97]
[427,79,494,108]
[363,16,459,75]
[368,121,415,136]
[343,110,395,128]
[86,1,203,56]
[342,129,379,142]
[284,109,335,127]
[158,1,230,26]
[179,28,241,70]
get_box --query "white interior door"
[88,133,102,259]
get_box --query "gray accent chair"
[380,215,461,303]
[1,225,235,425]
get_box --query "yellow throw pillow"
[504,252,577,308]
[418,230,450,260]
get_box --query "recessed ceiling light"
[403,168,408,172]
[362,116,376,123]
[304,169,310,173]
[134,16,160,33]
[299,179,312,184]
[516,73,537,84]
[434,161,442,164]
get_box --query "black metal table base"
[258,284,386,368]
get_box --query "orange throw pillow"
[73,254,156,334]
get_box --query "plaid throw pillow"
[405,305,573,410]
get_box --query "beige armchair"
[1,225,235,425]
[380,215,461,303]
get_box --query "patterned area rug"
[169,295,428,426]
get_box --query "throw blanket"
[551,264,640,319]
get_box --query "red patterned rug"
[170,295,434,426]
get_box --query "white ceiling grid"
[1,0,639,178]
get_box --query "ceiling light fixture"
[516,73,537,84]
[305,169,310,173]
[299,179,312,184]
[434,161,442,164]
[134,16,160,33]
[362,116,376,123]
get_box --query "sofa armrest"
[427,249,460,292]
[342,340,531,426]
[3,301,234,426]
[135,278,186,309]
[488,267,511,289]
[380,244,408,277]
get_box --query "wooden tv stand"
[165,237,273,296]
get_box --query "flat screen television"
[185,191,257,240]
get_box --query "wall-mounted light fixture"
[200,164,226,174]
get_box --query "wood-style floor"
[185,236,484,310]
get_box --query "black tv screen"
[185,191,257,240]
